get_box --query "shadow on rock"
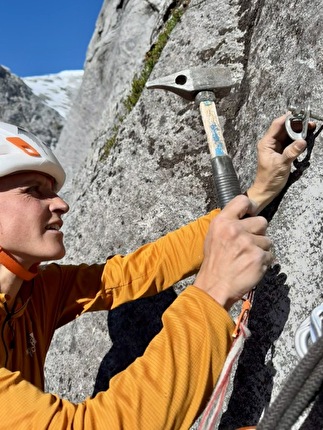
[92,287,177,397]
[219,264,291,429]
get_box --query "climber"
[0,114,310,429]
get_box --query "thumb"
[221,195,257,219]
[283,139,307,162]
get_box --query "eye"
[25,184,56,199]
[24,185,47,198]
[26,185,41,194]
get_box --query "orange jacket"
[0,209,235,429]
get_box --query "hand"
[247,113,315,213]
[194,195,273,310]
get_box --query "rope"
[198,324,251,430]
[257,334,323,429]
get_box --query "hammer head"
[146,66,233,101]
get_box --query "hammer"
[146,66,241,208]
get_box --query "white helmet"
[0,121,65,191]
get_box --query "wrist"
[211,292,238,311]
[194,281,237,311]
[245,184,274,214]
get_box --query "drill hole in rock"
[175,75,187,85]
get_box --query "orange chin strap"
[0,247,39,281]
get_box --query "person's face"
[0,172,69,267]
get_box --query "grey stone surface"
[37,0,323,428]
[54,0,176,202]
[0,65,64,147]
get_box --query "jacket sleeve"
[100,208,221,310]
[0,286,235,430]
[46,209,220,327]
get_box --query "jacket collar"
[0,282,33,319]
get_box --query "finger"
[308,120,316,131]
[264,249,275,267]
[220,195,256,220]
[264,113,290,142]
[282,139,307,163]
[241,215,269,235]
[252,234,273,251]
[257,114,290,154]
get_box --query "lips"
[45,221,63,231]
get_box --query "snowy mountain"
[0,65,65,147]
[23,70,83,118]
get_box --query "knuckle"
[252,250,266,268]
[241,233,253,249]
[224,222,242,241]
[257,138,264,150]
[257,215,269,230]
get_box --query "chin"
[53,249,66,260]
[42,247,66,262]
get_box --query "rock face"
[0,65,64,147]
[16,0,323,428]
[54,0,177,200]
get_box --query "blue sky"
[1,0,103,77]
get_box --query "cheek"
[0,208,29,243]
[0,219,14,249]
[0,217,17,239]
[0,198,46,242]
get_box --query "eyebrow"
[21,177,54,189]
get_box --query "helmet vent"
[6,137,41,157]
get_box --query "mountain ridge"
[23,70,83,118]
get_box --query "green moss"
[100,126,119,160]
[100,1,189,160]
[123,3,188,113]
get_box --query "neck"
[0,247,39,311]
[0,247,38,281]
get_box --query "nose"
[50,194,70,214]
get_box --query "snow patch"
[23,70,84,118]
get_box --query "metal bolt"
[288,104,323,122]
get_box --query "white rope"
[198,323,251,430]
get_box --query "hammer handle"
[211,156,242,208]
[199,101,241,208]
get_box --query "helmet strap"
[0,247,39,281]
